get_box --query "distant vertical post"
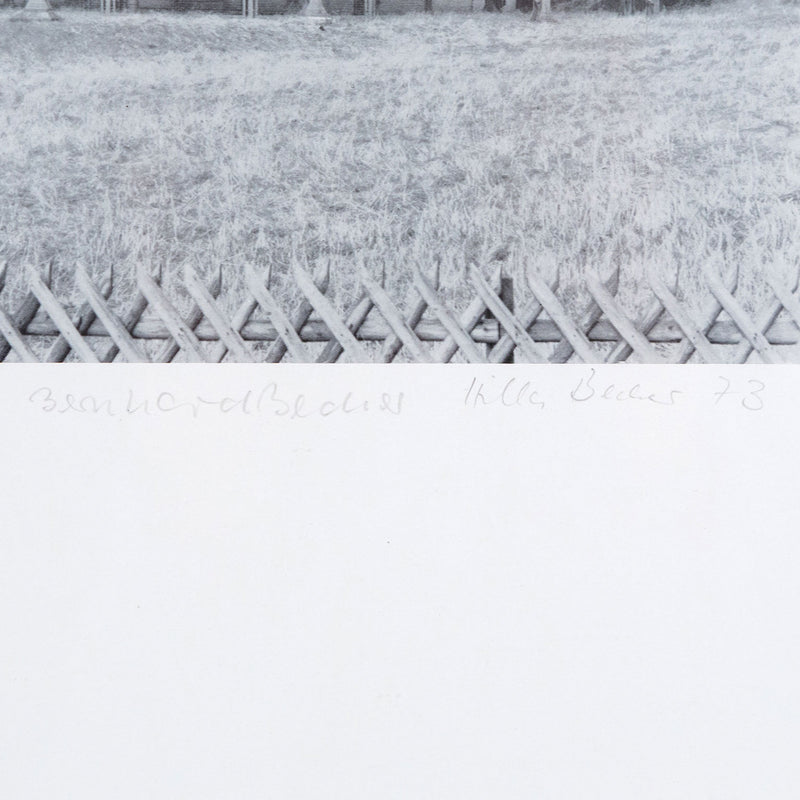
[540,0,550,16]
[499,274,515,363]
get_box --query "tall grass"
[1,1,799,320]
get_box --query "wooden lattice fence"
[1,259,799,363]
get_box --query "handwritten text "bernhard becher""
[28,384,405,419]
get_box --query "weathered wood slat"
[0,262,42,363]
[732,298,784,365]
[552,269,620,364]
[606,298,665,364]
[433,264,500,363]
[380,263,438,363]
[185,265,253,363]
[0,291,41,362]
[765,273,800,356]
[316,295,374,363]
[100,290,149,363]
[19,315,500,343]
[703,265,782,364]
[414,267,487,363]
[526,267,599,363]
[489,294,546,363]
[469,266,547,362]
[0,305,38,362]
[75,264,146,363]
[550,301,603,363]
[244,264,311,363]
[266,261,330,363]
[381,294,428,363]
[645,264,718,363]
[28,269,100,363]
[10,257,800,364]
[360,270,432,363]
[674,269,737,364]
[293,264,369,362]
[19,313,800,349]
[43,273,111,363]
[436,292,492,362]
[585,273,665,363]
[155,269,221,363]
[212,297,257,363]
[137,266,207,363]
[732,268,797,363]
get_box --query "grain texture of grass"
[1,1,799,320]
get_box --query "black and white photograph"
[3,3,800,800]
[1,0,798,362]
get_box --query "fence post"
[499,273,515,363]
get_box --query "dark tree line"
[482,0,712,10]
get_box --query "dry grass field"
[1,0,799,321]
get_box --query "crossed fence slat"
[468,265,547,362]
[439,265,499,363]
[137,265,207,363]
[606,298,665,364]
[585,272,665,363]
[294,263,369,362]
[766,272,800,334]
[0,304,37,362]
[75,264,145,363]
[738,298,786,364]
[40,268,113,363]
[153,269,222,363]
[413,266,487,363]
[644,263,718,364]
[244,263,311,363]
[549,267,621,364]
[703,265,783,364]
[525,267,599,364]
[0,290,40,363]
[212,295,258,363]
[0,259,45,363]
[380,260,439,364]
[674,268,738,363]
[28,269,100,363]
[186,265,254,363]
[101,288,150,363]
[381,291,428,364]
[360,269,432,363]
[488,294,542,363]
[317,294,373,363]
[1,256,799,363]
[266,262,330,364]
